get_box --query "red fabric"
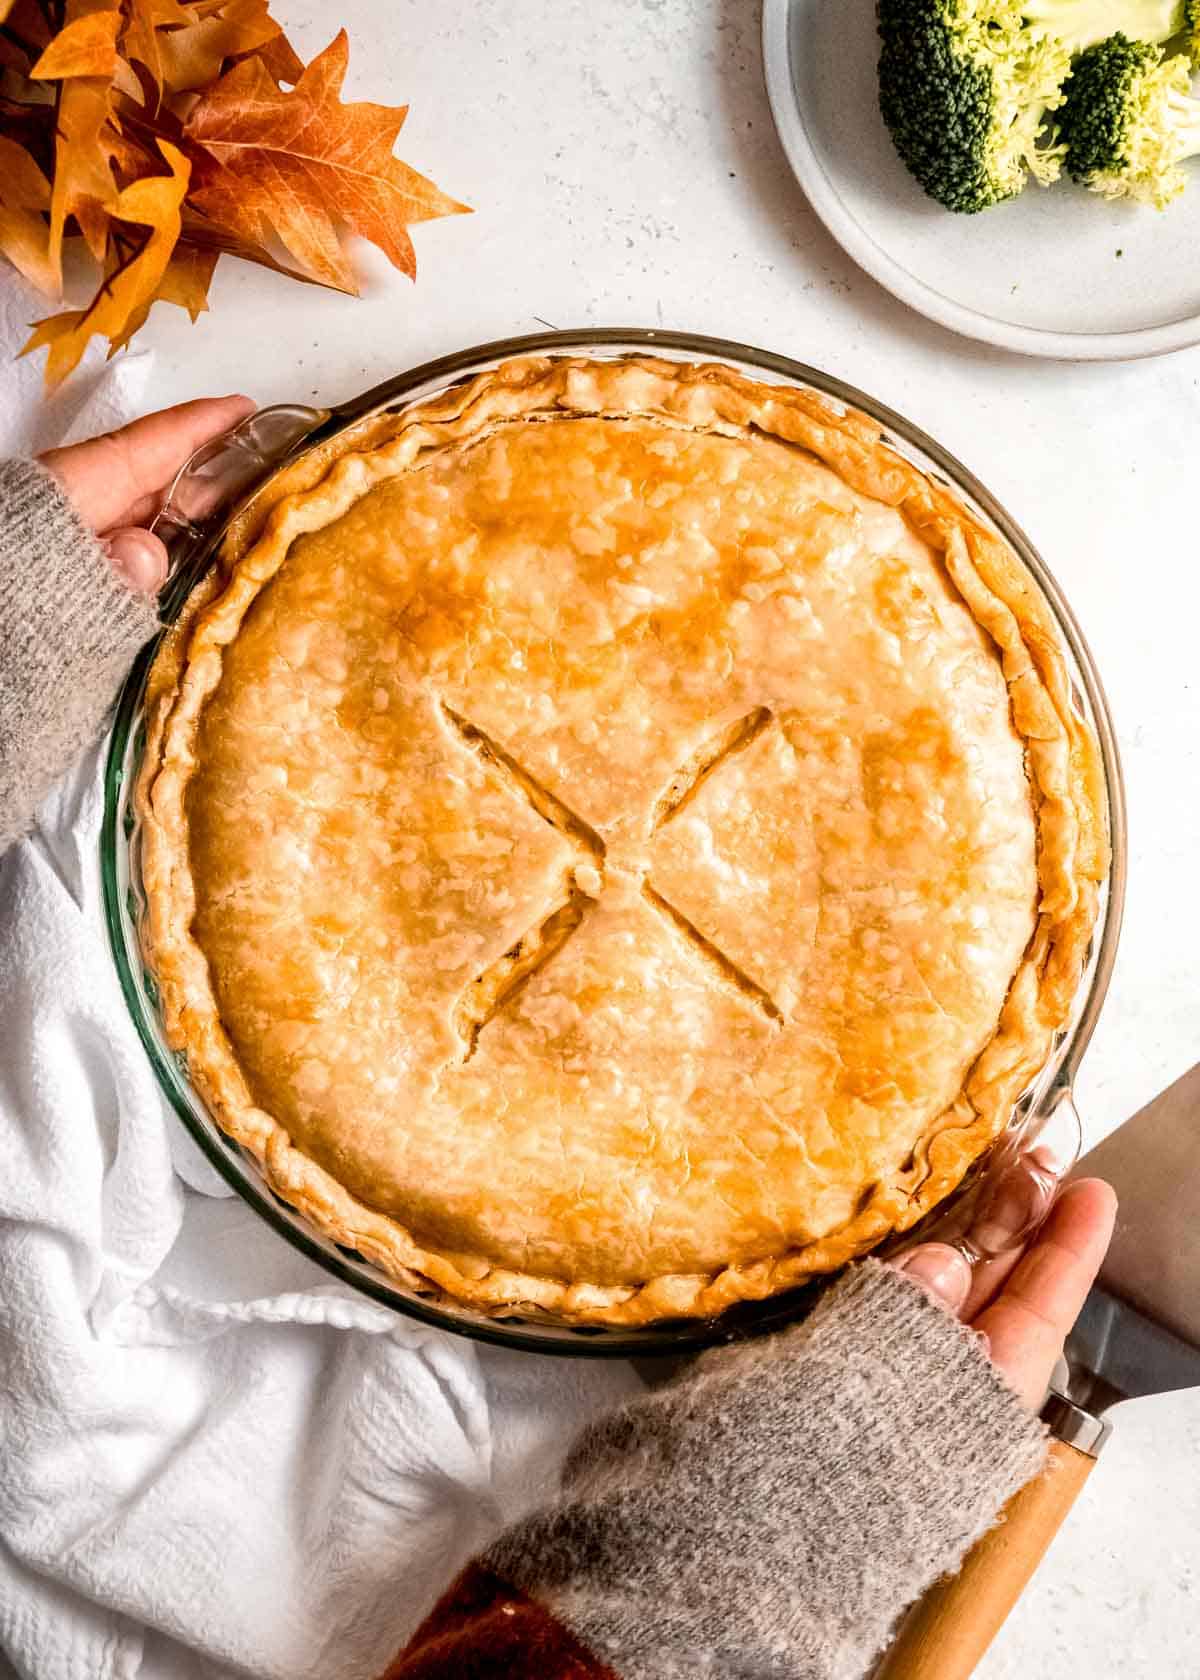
[378,1562,620,1680]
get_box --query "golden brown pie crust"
[136,356,1107,1325]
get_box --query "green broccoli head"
[878,0,1198,213]
[1058,32,1200,205]
[877,0,1074,212]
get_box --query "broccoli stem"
[1163,84,1200,156]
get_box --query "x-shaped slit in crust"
[651,705,772,830]
[451,887,593,1059]
[439,703,606,860]
[642,882,784,1024]
[439,700,785,1059]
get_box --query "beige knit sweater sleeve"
[386,1263,1048,1680]
[489,1264,1048,1678]
[0,458,159,851]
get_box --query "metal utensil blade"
[1075,1062,1200,1349]
[1067,1284,1200,1411]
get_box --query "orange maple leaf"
[120,0,194,100]
[0,133,57,293]
[107,235,217,352]
[252,25,303,86]
[23,137,190,386]
[4,3,470,385]
[183,29,468,293]
[179,204,319,284]
[39,0,126,286]
[28,9,120,79]
[47,79,120,278]
[155,237,218,316]
[158,0,281,94]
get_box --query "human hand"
[893,1177,1118,1410]
[40,395,255,595]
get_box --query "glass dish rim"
[101,326,1127,1358]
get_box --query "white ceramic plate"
[762,0,1200,359]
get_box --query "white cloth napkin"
[0,278,156,457]
[0,278,642,1680]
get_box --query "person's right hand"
[894,1178,1117,1410]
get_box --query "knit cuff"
[0,458,159,656]
[0,458,159,850]
[759,1257,1051,1519]
[486,1260,1047,1680]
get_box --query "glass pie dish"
[101,329,1126,1356]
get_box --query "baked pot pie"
[136,355,1107,1326]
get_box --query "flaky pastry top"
[136,356,1107,1324]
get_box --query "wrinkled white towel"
[0,278,155,458]
[0,290,642,1680]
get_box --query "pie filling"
[136,357,1107,1325]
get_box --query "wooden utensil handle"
[873,1439,1095,1680]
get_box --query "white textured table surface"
[131,1,1200,1672]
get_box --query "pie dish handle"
[898,1086,1083,1267]
[150,403,329,580]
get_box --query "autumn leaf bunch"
[0,0,467,385]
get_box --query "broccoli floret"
[878,1,1068,211]
[878,0,1197,213]
[1058,33,1200,204]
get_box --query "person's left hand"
[40,395,255,594]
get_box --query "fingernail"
[896,1243,972,1312]
[972,1169,1044,1258]
[105,529,168,594]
